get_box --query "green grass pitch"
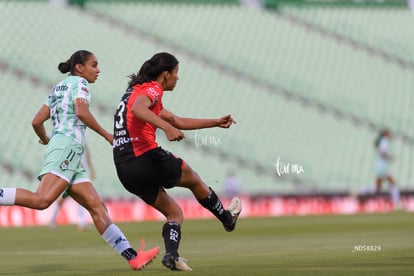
[0,212,413,275]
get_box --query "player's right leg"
[375,177,382,193]
[1,135,81,209]
[0,173,67,209]
[151,188,192,271]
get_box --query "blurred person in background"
[0,50,159,270]
[408,0,414,11]
[374,128,401,209]
[240,0,264,9]
[113,52,242,271]
[224,170,242,198]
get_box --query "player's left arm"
[160,108,236,130]
[32,104,51,145]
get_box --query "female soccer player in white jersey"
[0,50,159,270]
[374,129,401,208]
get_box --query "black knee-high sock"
[198,187,232,224]
[162,222,181,258]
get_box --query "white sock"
[77,205,87,228]
[102,224,132,255]
[390,186,401,206]
[50,204,61,224]
[0,188,16,206]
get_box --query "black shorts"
[115,147,183,204]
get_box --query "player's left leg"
[178,162,242,232]
[68,182,159,270]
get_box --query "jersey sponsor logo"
[81,86,89,93]
[52,85,68,92]
[146,87,159,97]
[113,136,139,148]
[146,87,159,108]
[115,130,127,136]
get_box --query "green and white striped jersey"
[45,75,91,145]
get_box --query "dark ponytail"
[127,52,179,89]
[58,50,93,75]
[58,59,71,73]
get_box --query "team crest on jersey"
[60,159,70,171]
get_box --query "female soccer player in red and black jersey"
[113,52,242,271]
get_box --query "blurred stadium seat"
[1,0,413,198]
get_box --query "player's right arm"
[160,108,236,130]
[32,104,50,145]
[131,95,185,141]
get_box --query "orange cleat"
[128,238,160,271]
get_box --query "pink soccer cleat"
[128,238,160,271]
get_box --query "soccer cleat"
[162,254,192,271]
[128,238,160,271]
[223,197,242,232]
